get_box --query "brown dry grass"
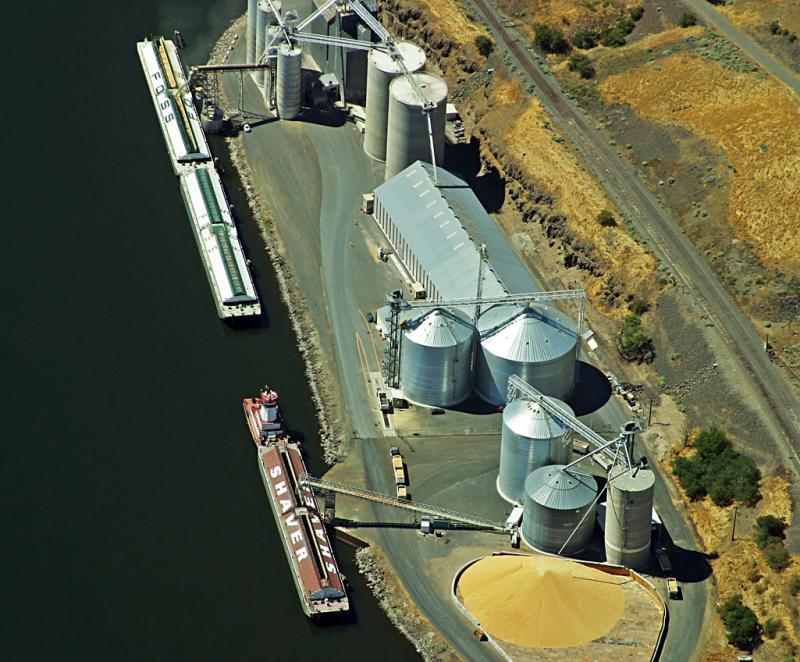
[493,93,658,315]
[718,0,800,34]
[599,52,800,270]
[402,0,488,47]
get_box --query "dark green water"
[0,2,417,659]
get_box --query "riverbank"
[207,19,459,659]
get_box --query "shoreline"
[206,19,459,660]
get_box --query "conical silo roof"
[525,465,597,511]
[479,305,576,363]
[404,307,473,348]
[504,398,574,440]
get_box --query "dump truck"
[390,447,407,486]
[667,577,680,599]
[396,484,408,499]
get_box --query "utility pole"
[648,398,653,426]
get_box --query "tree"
[474,35,495,57]
[763,618,781,639]
[597,209,617,226]
[630,5,645,21]
[680,12,698,28]
[600,27,628,47]
[629,298,650,315]
[618,313,654,362]
[765,541,791,572]
[533,23,570,54]
[694,427,731,459]
[673,456,706,499]
[568,53,595,78]
[572,28,597,49]
[719,594,760,651]
[754,515,787,548]
[788,574,800,595]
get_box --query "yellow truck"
[390,447,407,486]
[667,577,680,599]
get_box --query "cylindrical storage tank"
[522,465,598,555]
[247,0,258,65]
[254,1,271,86]
[399,307,474,407]
[276,43,302,120]
[384,72,447,180]
[364,42,426,162]
[605,466,655,569]
[497,398,574,505]
[262,25,281,106]
[475,304,577,406]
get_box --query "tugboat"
[243,386,284,444]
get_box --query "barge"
[243,388,349,618]
[136,36,261,319]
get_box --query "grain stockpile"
[458,554,626,648]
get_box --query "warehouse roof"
[374,162,539,300]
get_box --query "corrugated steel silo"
[497,398,574,504]
[521,465,597,555]
[364,42,426,162]
[400,308,474,407]
[276,43,302,119]
[475,304,577,406]
[384,72,447,180]
[604,465,655,569]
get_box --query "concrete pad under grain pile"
[455,554,665,660]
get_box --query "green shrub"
[680,12,698,28]
[533,23,570,54]
[673,456,706,499]
[568,53,596,78]
[597,209,617,226]
[707,0,726,5]
[630,5,645,21]
[788,574,800,595]
[719,594,760,651]
[768,20,781,35]
[763,617,782,638]
[765,542,791,572]
[629,298,650,315]
[572,28,597,49]
[618,313,654,362]
[474,35,495,57]
[755,515,787,548]
[695,427,730,458]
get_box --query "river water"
[1,1,417,659]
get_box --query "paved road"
[468,0,800,474]
[681,0,800,96]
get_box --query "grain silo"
[364,42,426,162]
[521,465,598,555]
[384,72,447,181]
[400,307,474,407]
[262,25,281,106]
[497,398,574,505]
[604,465,655,569]
[475,304,577,406]
[254,1,271,86]
[247,0,258,65]
[276,43,302,119]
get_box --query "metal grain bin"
[384,73,447,181]
[475,304,577,406]
[364,42,426,162]
[497,398,574,504]
[400,307,474,407]
[522,464,598,555]
[605,466,655,569]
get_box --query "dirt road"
[467,0,800,475]
[680,0,800,96]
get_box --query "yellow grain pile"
[458,555,626,648]
[599,52,800,270]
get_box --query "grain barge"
[136,36,260,319]
[243,388,349,618]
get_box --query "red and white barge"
[243,387,349,618]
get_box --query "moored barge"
[243,388,349,618]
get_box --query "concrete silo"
[497,398,574,505]
[276,43,302,119]
[522,465,598,555]
[475,304,577,407]
[364,42,426,162]
[384,72,447,180]
[247,0,258,65]
[254,1,272,86]
[604,465,655,569]
[400,308,474,407]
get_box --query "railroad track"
[468,0,800,459]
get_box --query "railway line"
[468,0,800,463]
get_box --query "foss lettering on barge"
[243,388,349,618]
[136,36,260,320]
